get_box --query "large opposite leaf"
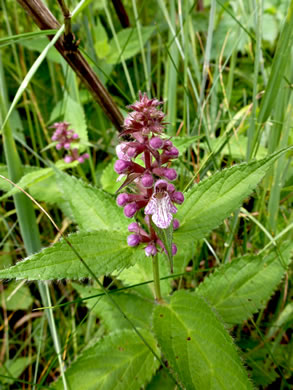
[0,231,142,280]
[197,244,292,325]
[153,291,253,390]
[52,329,160,390]
[73,283,155,331]
[56,171,127,231]
[176,147,292,241]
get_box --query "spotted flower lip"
[145,181,177,229]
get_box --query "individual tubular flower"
[114,93,184,257]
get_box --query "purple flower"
[127,234,141,247]
[145,243,157,257]
[114,93,184,257]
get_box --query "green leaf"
[153,291,253,390]
[56,171,127,231]
[107,26,155,64]
[0,161,76,201]
[1,282,33,310]
[100,159,122,194]
[73,283,155,331]
[0,230,142,280]
[0,30,57,48]
[197,244,293,325]
[176,147,292,241]
[19,37,62,63]
[146,369,176,390]
[0,357,32,385]
[52,329,160,390]
[0,165,37,192]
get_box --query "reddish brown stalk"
[16,0,124,132]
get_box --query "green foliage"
[0,282,33,310]
[56,170,128,231]
[106,26,155,64]
[197,244,292,325]
[73,283,155,331]
[0,231,141,280]
[176,148,292,241]
[0,357,32,385]
[52,329,160,390]
[153,291,253,390]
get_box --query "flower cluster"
[115,92,184,257]
[51,122,89,163]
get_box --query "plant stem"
[152,254,162,303]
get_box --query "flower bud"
[124,202,138,218]
[56,143,63,150]
[145,243,157,257]
[149,137,163,150]
[167,183,176,193]
[164,147,179,158]
[163,168,177,181]
[116,193,130,207]
[173,219,180,230]
[141,173,154,188]
[64,155,73,163]
[72,133,79,139]
[163,140,173,148]
[171,243,177,255]
[127,234,141,247]
[172,191,184,204]
[78,156,85,163]
[128,222,140,232]
[82,153,90,160]
[114,160,132,174]
[64,142,71,150]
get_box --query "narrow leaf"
[52,329,160,390]
[197,244,292,325]
[0,231,142,280]
[176,147,292,241]
[153,291,253,390]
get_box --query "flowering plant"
[114,93,184,260]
